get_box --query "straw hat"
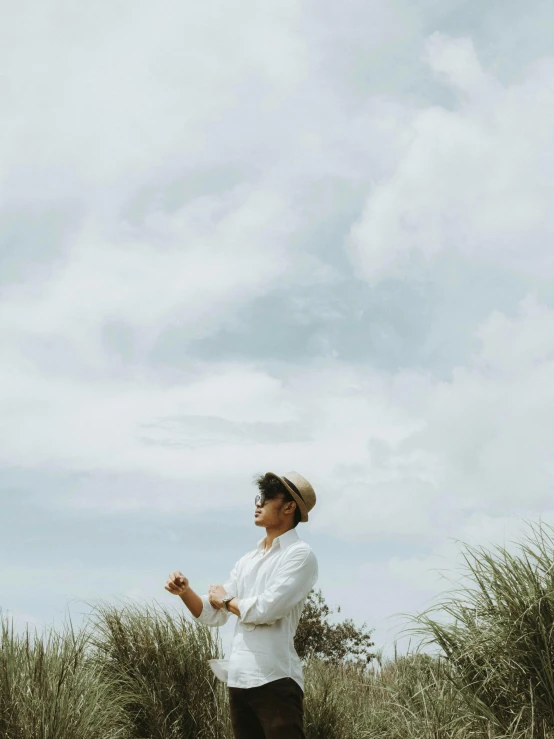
[266,471,316,523]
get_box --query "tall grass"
[4,607,479,739]
[4,520,554,738]
[89,600,231,739]
[303,651,484,739]
[0,614,130,739]
[412,521,554,738]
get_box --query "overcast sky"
[2,0,554,658]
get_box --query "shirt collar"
[256,527,300,553]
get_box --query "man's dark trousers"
[228,677,306,738]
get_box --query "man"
[165,470,318,739]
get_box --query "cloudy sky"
[2,0,554,658]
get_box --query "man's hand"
[208,584,227,610]
[165,570,190,596]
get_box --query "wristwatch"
[222,595,234,611]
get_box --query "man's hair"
[254,473,301,528]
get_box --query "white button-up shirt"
[192,527,318,692]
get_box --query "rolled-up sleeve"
[237,548,318,626]
[191,563,238,628]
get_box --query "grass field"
[2,521,554,738]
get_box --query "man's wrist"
[226,597,240,617]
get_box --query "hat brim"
[266,472,309,522]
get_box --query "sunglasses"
[255,493,284,507]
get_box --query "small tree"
[295,588,375,668]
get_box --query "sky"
[2,0,554,660]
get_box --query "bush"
[303,650,478,739]
[0,614,130,739]
[412,521,554,737]
[295,587,375,668]
[89,600,231,739]
[8,530,554,739]
[303,654,353,739]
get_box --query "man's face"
[254,493,293,527]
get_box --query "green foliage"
[0,614,130,739]
[6,521,554,739]
[412,520,554,737]
[295,587,375,668]
[89,600,231,739]
[303,651,482,739]
[0,609,482,739]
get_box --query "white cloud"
[0,186,301,364]
[423,33,488,93]
[3,294,553,530]
[310,294,554,541]
[0,0,415,378]
[0,1,311,191]
[3,293,552,536]
[3,1,554,653]
[476,293,554,372]
[348,33,554,282]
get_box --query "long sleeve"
[191,563,238,628]
[237,548,318,626]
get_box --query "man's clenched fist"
[208,584,227,610]
[165,570,189,596]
